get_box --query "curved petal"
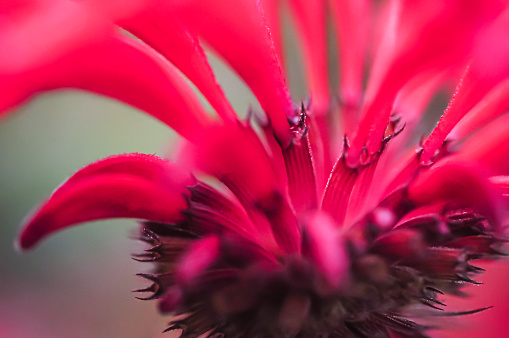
[18,155,194,250]
[120,4,237,123]
[452,113,509,176]
[0,0,112,76]
[189,124,283,201]
[172,0,294,143]
[451,77,509,140]
[3,33,213,141]
[408,162,502,231]
[421,10,509,164]
[350,0,504,164]
[60,153,193,191]
[184,124,301,253]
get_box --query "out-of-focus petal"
[260,0,286,73]
[330,0,371,133]
[408,162,502,231]
[451,78,509,140]
[452,114,509,176]
[394,71,447,130]
[422,9,509,163]
[0,0,112,75]
[2,34,213,141]
[302,212,348,288]
[61,153,192,189]
[438,261,509,337]
[189,124,283,201]
[185,124,302,253]
[172,0,294,143]
[288,0,330,114]
[120,3,237,123]
[176,236,221,286]
[350,0,504,164]
[18,154,193,250]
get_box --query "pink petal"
[288,0,330,114]
[394,71,447,131]
[452,114,509,176]
[172,0,293,143]
[441,261,509,338]
[0,0,112,76]
[350,0,504,164]
[420,67,494,164]
[189,124,283,201]
[18,155,193,250]
[344,155,381,226]
[394,203,446,232]
[4,34,213,141]
[61,153,193,191]
[421,10,509,163]
[120,4,237,123]
[176,236,221,286]
[185,123,302,253]
[302,212,348,288]
[490,176,509,197]
[330,0,371,132]
[260,0,286,73]
[451,77,509,140]
[408,162,502,231]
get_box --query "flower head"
[4,0,509,337]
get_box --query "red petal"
[451,78,509,140]
[420,67,494,164]
[302,212,348,288]
[63,34,214,141]
[176,236,221,286]
[61,153,193,191]
[330,0,371,132]
[288,0,330,114]
[408,162,502,231]
[18,155,193,250]
[452,114,509,176]
[490,176,509,197]
[260,0,286,73]
[189,124,283,201]
[351,0,503,164]
[394,71,446,131]
[120,4,237,123]
[172,0,293,142]
[422,11,509,163]
[3,33,213,141]
[0,0,112,76]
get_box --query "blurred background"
[2,9,509,338]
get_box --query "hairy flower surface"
[4,0,509,337]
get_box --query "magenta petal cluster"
[5,0,509,337]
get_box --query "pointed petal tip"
[14,154,193,251]
[15,200,48,251]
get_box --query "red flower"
[4,0,509,336]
